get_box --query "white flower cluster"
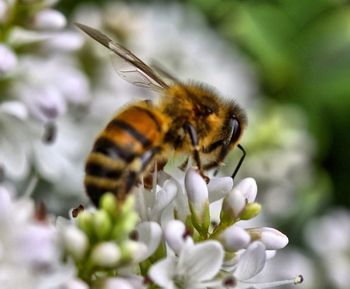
[0,185,86,289]
[60,168,302,289]
[305,209,350,289]
[0,0,91,203]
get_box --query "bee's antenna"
[231,144,246,180]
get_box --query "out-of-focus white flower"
[305,209,350,289]
[0,44,17,74]
[149,238,224,289]
[0,103,31,180]
[44,31,85,52]
[33,9,66,30]
[0,186,79,289]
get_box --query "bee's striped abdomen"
[84,104,166,206]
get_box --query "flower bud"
[208,176,233,202]
[185,168,209,211]
[120,240,148,263]
[63,226,88,260]
[235,178,257,202]
[220,225,251,251]
[222,189,246,220]
[33,9,66,30]
[77,211,94,237]
[247,227,289,250]
[91,242,121,267]
[93,210,112,240]
[239,202,261,220]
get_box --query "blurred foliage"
[186,0,350,208]
[56,0,350,208]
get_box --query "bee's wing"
[75,23,168,91]
[109,53,165,92]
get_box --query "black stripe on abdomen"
[85,161,122,179]
[134,106,162,132]
[93,137,135,162]
[107,119,152,148]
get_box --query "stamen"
[240,274,304,288]
[23,174,39,198]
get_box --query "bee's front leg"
[183,123,210,183]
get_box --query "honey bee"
[76,23,247,207]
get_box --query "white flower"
[0,186,77,289]
[305,209,350,289]
[33,9,66,30]
[149,239,224,289]
[0,44,17,74]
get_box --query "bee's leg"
[179,157,189,171]
[123,147,161,195]
[203,144,246,181]
[183,123,209,183]
[143,159,166,189]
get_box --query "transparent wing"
[110,54,165,92]
[75,23,168,91]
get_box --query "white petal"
[150,180,177,221]
[164,220,187,254]
[208,177,233,202]
[136,222,162,259]
[179,240,224,282]
[149,257,176,289]
[235,178,257,203]
[235,241,266,280]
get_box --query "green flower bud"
[240,202,261,220]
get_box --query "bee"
[76,23,247,207]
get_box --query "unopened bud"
[91,242,121,267]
